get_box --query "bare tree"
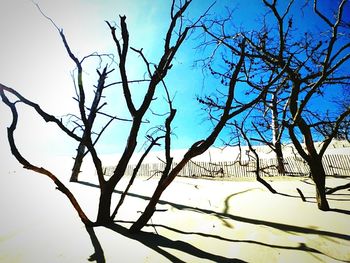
[32,4,136,183]
[270,0,350,210]
[0,1,210,231]
[129,1,301,232]
[4,0,265,233]
[197,10,293,176]
[332,85,350,142]
[129,37,274,232]
[197,0,350,210]
[1,86,93,226]
[234,121,278,193]
[250,86,289,175]
[97,0,212,226]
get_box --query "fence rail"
[103,154,350,179]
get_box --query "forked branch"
[0,88,92,225]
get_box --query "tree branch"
[0,84,81,141]
[106,18,136,116]
[0,88,92,225]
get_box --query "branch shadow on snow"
[78,179,350,218]
[77,180,350,262]
[107,223,246,263]
[79,181,247,262]
[328,208,350,215]
[84,218,246,262]
[114,220,347,262]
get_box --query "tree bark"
[308,158,330,211]
[129,42,274,233]
[274,141,285,175]
[95,186,114,225]
[0,87,93,226]
[129,147,210,233]
[70,143,85,182]
[129,184,164,233]
[271,93,285,175]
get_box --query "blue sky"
[0,0,349,164]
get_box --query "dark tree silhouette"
[264,0,350,210]
[199,0,350,210]
[0,0,212,230]
[250,87,288,175]
[234,121,278,193]
[1,0,268,233]
[2,1,348,241]
[129,39,275,232]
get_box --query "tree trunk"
[129,41,249,233]
[95,186,114,225]
[274,141,285,175]
[129,181,166,233]
[309,158,330,211]
[270,92,285,175]
[70,143,85,182]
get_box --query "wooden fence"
[103,154,350,179]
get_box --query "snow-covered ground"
[0,155,349,262]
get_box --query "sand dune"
[0,159,349,263]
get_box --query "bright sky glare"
[0,0,348,167]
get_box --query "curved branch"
[0,88,91,225]
[0,84,81,141]
[106,17,136,116]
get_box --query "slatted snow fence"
[102,154,350,179]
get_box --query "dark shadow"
[180,204,350,241]
[328,193,350,196]
[275,191,315,202]
[224,188,260,209]
[114,220,346,262]
[77,180,350,241]
[326,192,350,202]
[85,226,105,263]
[329,208,350,215]
[106,223,247,263]
[221,188,259,227]
[326,175,350,179]
[326,182,350,194]
[301,179,314,186]
[78,181,246,262]
[326,197,350,202]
